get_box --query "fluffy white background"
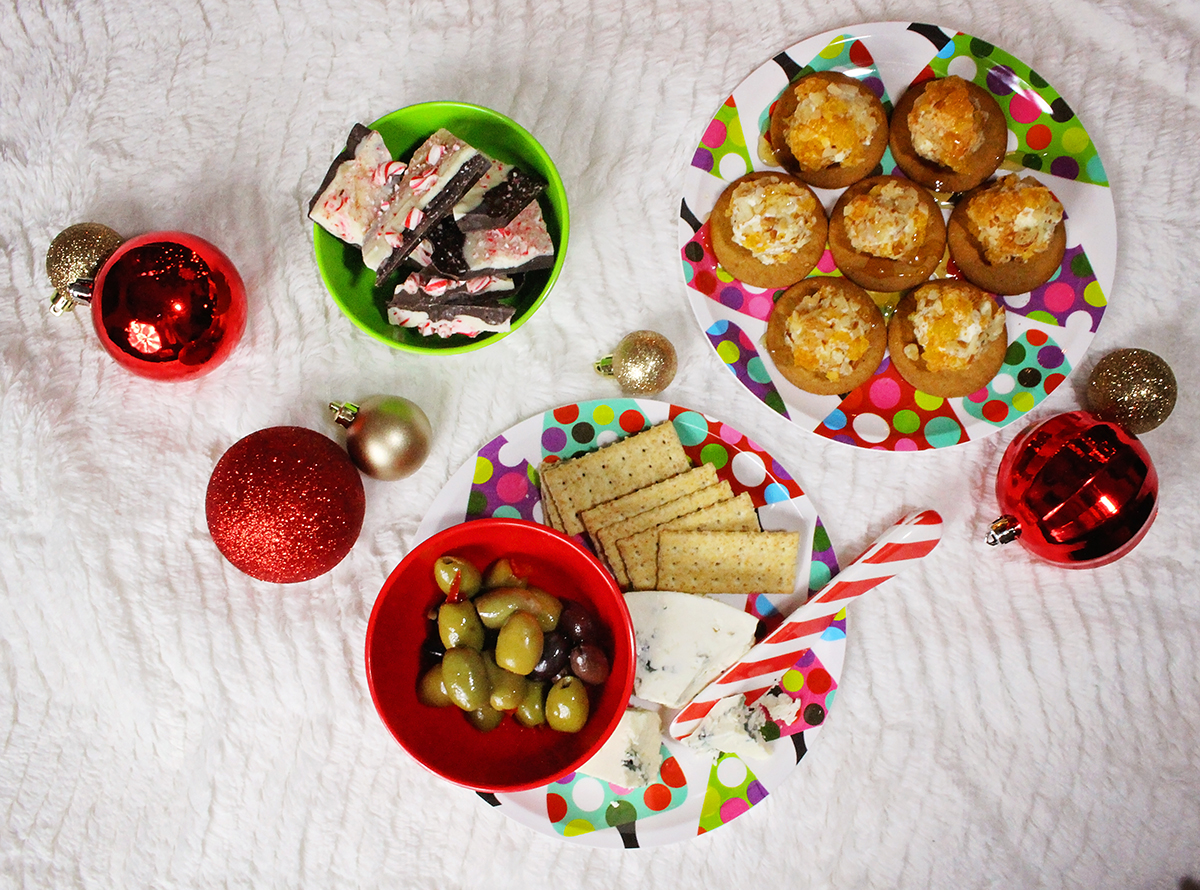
[2,1,1198,887]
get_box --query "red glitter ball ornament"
[206,426,365,583]
[92,231,247,380]
[986,411,1158,568]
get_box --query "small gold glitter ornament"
[595,330,678,396]
[1085,348,1176,434]
[45,223,124,314]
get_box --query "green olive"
[464,703,504,732]
[433,555,482,599]
[545,676,590,733]
[483,557,527,590]
[417,664,453,708]
[483,652,529,711]
[438,601,485,650]
[514,681,547,728]
[495,611,544,675]
[474,587,562,632]
[441,647,491,711]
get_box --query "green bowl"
[312,102,569,355]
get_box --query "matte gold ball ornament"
[330,395,433,480]
[46,222,124,314]
[1085,348,1176,435]
[595,330,678,396]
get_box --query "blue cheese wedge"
[577,708,663,789]
[623,591,759,709]
[683,694,772,761]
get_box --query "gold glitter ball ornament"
[46,222,123,314]
[1085,348,1176,434]
[596,330,678,395]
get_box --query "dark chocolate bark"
[455,166,548,232]
[421,214,556,280]
[307,123,373,215]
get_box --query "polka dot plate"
[415,399,845,847]
[679,22,1115,450]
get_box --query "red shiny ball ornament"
[92,231,247,380]
[206,427,365,583]
[987,411,1158,568]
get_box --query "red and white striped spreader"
[668,509,944,741]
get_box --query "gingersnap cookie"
[709,171,828,289]
[828,175,947,293]
[887,279,1008,398]
[947,174,1067,295]
[889,75,1007,193]
[765,277,887,396]
[769,71,888,190]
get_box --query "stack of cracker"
[539,422,801,594]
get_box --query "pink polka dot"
[869,377,900,409]
[718,423,742,446]
[817,250,837,273]
[719,798,750,822]
[747,294,774,319]
[894,438,918,452]
[967,388,989,404]
[496,471,529,504]
[702,119,727,148]
[1043,282,1076,313]
[1008,92,1042,124]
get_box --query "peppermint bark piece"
[308,125,406,246]
[454,161,548,232]
[421,200,556,279]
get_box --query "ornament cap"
[594,355,615,376]
[329,401,361,428]
[985,515,1022,547]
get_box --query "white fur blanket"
[2,1,1198,887]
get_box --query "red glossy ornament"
[92,231,247,380]
[987,411,1158,568]
[206,427,365,583]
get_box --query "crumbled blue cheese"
[759,690,803,725]
[578,708,663,788]
[684,694,772,760]
[623,591,759,709]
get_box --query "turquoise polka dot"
[672,411,709,446]
[821,625,846,641]
[707,320,730,336]
[822,409,847,431]
[747,356,771,384]
[493,505,523,519]
[924,416,963,448]
[763,482,790,504]
[681,262,694,284]
[824,689,837,709]
[937,41,957,58]
[1086,153,1107,184]
[754,594,780,617]
[809,560,832,590]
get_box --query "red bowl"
[365,518,635,793]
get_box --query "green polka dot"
[716,267,735,283]
[1061,126,1090,154]
[924,415,963,448]
[716,340,741,366]
[466,491,489,517]
[781,668,805,693]
[473,456,494,484]
[1070,250,1092,278]
[605,800,638,827]
[969,37,995,57]
[812,524,831,552]
[762,721,781,741]
[1021,153,1044,171]
[1005,341,1027,365]
[1027,309,1058,326]
[809,559,832,591]
[914,391,944,411]
[563,818,597,837]
[527,464,539,485]
[1028,68,1048,88]
[892,409,920,435]
[746,355,770,384]
[1084,280,1107,307]
[765,391,787,416]
[1012,391,1036,413]
[818,42,842,59]
[700,443,730,469]
[591,403,615,426]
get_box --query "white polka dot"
[716,755,748,788]
[852,412,891,444]
[730,450,767,488]
[990,372,1016,394]
[1006,127,1019,153]
[596,429,621,447]
[1005,290,1032,310]
[741,281,770,294]
[1065,309,1096,339]
[947,56,979,80]
[719,152,751,181]
[498,438,528,469]
[570,777,608,811]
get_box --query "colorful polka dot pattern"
[691,95,754,177]
[681,221,784,323]
[922,32,1107,186]
[702,318,789,419]
[546,749,688,839]
[757,647,839,739]
[816,356,969,450]
[1021,244,1106,331]
[960,329,1070,426]
[465,433,540,522]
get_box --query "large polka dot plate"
[679,22,1115,450]
[415,399,845,847]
